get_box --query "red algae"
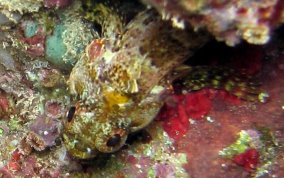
[0,168,13,178]
[3,150,42,178]
[6,160,21,173]
[0,91,16,121]
[3,150,22,174]
[161,111,189,140]
[184,90,212,119]
[22,33,46,57]
[233,149,259,172]
[0,93,11,118]
[157,88,242,140]
[157,95,189,140]
[174,39,284,177]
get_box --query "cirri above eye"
[66,106,76,122]
[106,134,121,147]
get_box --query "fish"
[63,2,208,159]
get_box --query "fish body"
[63,4,208,159]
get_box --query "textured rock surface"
[143,0,284,45]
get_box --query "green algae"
[8,115,22,131]
[254,127,280,177]
[219,130,251,158]
[45,24,71,69]
[44,1,94,70]
[24,21,38,38]
[219,128,282,177]
[0,128,3,137]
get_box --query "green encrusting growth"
[219,128,281,177]
[219,130,251,158]
[45,24,71,69]
[177,66,264,102]
[24,21,38,38]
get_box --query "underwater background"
[0,0,284,177]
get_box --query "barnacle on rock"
[26,131,46,151]
[18,137,33,156]
[44,99,65,119]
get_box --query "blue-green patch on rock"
[45,24,72,70]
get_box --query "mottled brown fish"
[63,2,208,159]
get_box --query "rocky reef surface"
[143,0,284,46]
[0,0,283,177]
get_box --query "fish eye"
[106,134,121,147]
[66,106,76,122]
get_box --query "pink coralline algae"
[3,150,43,177]
[44,0,73,9]
[123,155,154,178]
[154,163,175,177]
[3,150,22,175]
[21,27,46,57]
[0,167,13,178]
[19,156,39,177]
[143,0,284,46]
